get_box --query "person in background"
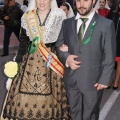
[56,0,116,119]
[60,2,74,18]
[15,2,21,8]
[111,0,118,10]
[107,0,112,8]
[95,0,110,18]
[56,0,63,7]
[1,0,70,119]
[0,8,3,24]
[107,0,118,19]
[0,0,23,57]
[112,0,120,90]
[21,0,28,12]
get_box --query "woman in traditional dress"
[1,0,70,119]
[60,2,74,18]
[95,0,110,18]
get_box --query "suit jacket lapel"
[72,18,79,45]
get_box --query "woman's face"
[60,5,69,17]
[99,0,106,9]
[36,0,51,11]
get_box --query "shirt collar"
[75,9,95,21]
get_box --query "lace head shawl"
[94,0,110,10]
[21,0,66,43]
[65,2,75,18]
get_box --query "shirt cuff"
[65,61,69,67]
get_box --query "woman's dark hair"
[115,0,120,13]
[60,2,69,10]
[23,0,28,6]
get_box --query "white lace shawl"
[21,8,66,44]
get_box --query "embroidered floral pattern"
[3,49,70,120]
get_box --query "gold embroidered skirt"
[2,49,70,120]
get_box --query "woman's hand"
[60,44,68,52]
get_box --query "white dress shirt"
[75,10,95,37]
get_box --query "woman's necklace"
[36,9,51,40]
[36,8,51,26]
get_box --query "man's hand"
[66,55,81,70]
[94,83,108,90]
[60,44,68,52]
[4,16,9,20]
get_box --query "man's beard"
[77,5,93,16]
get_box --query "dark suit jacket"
[56,12,116,90]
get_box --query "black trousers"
[3,26,20,54]
[65,85,104,120]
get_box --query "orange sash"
[25,10,64,77]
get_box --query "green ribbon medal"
[14,20,17,26]
[29,36,39,55]
[82,21,96,45]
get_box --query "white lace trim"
[21,8,65,44]
[21,13,33,41]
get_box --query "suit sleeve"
[98,21,116,86]
[55,20,70,66]
[0,6,7,20]
[16,6,23,20]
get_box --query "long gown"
[1,11,70,120]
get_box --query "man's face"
[76,0,95,17]
[9,0,15,6]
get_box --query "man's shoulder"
[97,14,113,24]
[14,5,22,11]
[63,17,75,23]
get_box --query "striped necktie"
[78,18,88,42]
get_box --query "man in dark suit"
[0,0,23,57]
[56,0,116,119]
